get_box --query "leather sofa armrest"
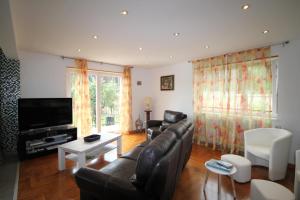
[75,167,142,200]
[146,120,162,129]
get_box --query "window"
[194,58,278,119]
[193,47,277,153]
[67,70,121,133]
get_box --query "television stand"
[17,125,77,160]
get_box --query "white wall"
[131,68,152,123]
[19,50,151,128]
[272,40,300,163]
[0,0,18,59]
[149,62,193,120]
[20,51,70,97]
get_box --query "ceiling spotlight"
[120,10,128,15]
[242,4,250,10]
[173,32,180,37]
[93,35,98,39]
[263,30,269,34]
[77,49,81,52]
[205,45,209,49]
[138,47,143,51]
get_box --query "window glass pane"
[89,74,97,129]
[100,76,121,131]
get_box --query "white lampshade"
[144,96,152,111]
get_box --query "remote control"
[217,160,233,168]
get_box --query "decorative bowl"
[84,134,101,143]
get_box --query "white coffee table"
[203,160,237,199]
[57,133,122,171]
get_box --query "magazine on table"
[206,159,233,172]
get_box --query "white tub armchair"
[244,128,292,181]
[295,150,300,200]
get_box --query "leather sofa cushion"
[121,147,144,161]
[163,110,184,123]
[166,119,192,139]
[135,131,177,187]
[100,158,137,180]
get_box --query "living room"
[1,0,300,200]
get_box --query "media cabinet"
[17,125,77,160]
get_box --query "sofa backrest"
[163,110,186,124]
[166,119,191,139]
[135,119,194,200]
[135,131,180,200]
[135,131,177,187]
[166,119,194,182]
[182,124,194,168]
[145,137,181,200]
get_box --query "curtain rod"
[190,55,279,65]
[67,66,122,75]
[61,56,133,68]
[189,40,289,63]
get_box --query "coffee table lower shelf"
[65,143,117,162]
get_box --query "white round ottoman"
[250,179,295,200]
[221,154,251,183]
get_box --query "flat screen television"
[18,98,73,131]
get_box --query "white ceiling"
[10,0,300,68]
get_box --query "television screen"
[18,98,72,131]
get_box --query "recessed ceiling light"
[77,48,81,52]
[263,30,269,34]
[120,10,128,15]
[138,47,143,51]
[242,4,250,10]
[93,35,98,39]
[173,32,180,37]
[205,45,209,49]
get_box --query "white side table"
[203,161,237,199]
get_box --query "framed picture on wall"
[160,75,174,91]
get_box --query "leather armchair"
[146,110,187,140]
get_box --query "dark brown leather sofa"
[75,119,194,200]
[146,110,187,140]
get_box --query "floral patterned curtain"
[120,66,133,134]
[72,59,92,137]
[193,47,272,153]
